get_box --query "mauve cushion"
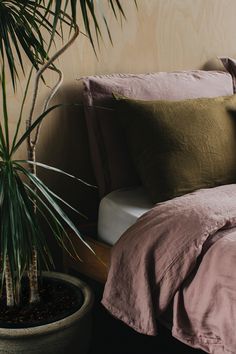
[82,71,233,198]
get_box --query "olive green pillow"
[114,94,236,203]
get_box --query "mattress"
[97,186,153,245]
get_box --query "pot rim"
[0,271,94,338]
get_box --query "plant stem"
[27,147,40,304]
[5,256,14,307]
[28,248,40,304]
[32,67,63,147]
[26,25,80,143]
[26,25,80,304]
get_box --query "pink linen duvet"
[102,184,236,353]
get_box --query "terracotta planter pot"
[0,272,94,354]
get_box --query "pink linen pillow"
[82,70,233,198]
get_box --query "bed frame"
[63,230,111,284]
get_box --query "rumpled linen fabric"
[102,184,236,353]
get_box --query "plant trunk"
[28,247,40,303]
[25,25,80,305]
[27,146,40,304]
[5,256,14,307]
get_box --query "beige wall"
[4,0,236,221]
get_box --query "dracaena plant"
[0,0,136,308]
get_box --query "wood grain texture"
[63,233,111,284]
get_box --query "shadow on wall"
[36,80,99,270]
[37,79,99,231]
[201,57,226,71]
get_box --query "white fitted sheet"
[97,187,153,245]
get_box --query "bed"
[65,58,236,353]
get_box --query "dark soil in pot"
[0,276,84,328]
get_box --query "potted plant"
[0,1,136,353]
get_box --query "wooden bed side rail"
[63,230,111,284]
